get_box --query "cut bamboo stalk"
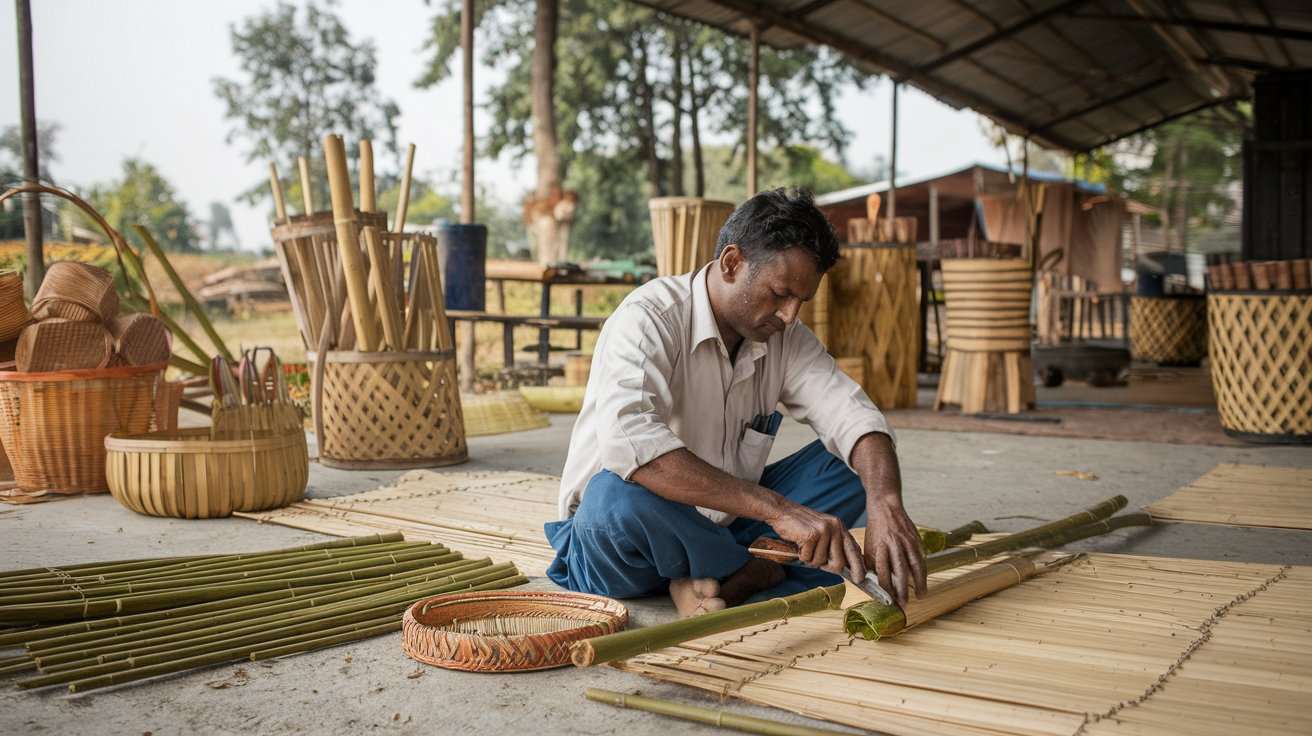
[918,527,948,554]
[359,139,376,213]
[571,584,845,667]
[395,143,416,233]
[945,521,988,547]
[133,225,234,362]
[363,226,402,350]
[323,134,380,351]
[297,156,314,215]
[268,163,288,223]
[585,688,854,736]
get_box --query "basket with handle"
[31,261,119,323]
[0,184,170,495]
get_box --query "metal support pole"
[746,24,759,197]
[15,0,44,299]
[460,0,475,224]
[888,82,899,223]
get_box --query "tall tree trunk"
[668,26,685,196]
[634,33,663,197]
[688,48,705,197]
[530,0,566,264]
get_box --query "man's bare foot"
[718,558,785,607]
[670,578,727,618]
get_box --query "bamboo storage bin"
[1207,290,1311,444]
[829,244,919,408]
[649,197,735,277]
[1130,295,1207,366]
[0,270,28,341]
[934,258,1035,414]
[106,428,309,518]
[0,363,164,494]
[311,349,467,469]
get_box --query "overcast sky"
[1,0,1012,250]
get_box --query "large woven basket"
[402,590,628,672]
[0,363,165,494]
[311,349,467,469]
[1207,290,1311,444]
[1130,295,1207,366]
[649,197,734,277]
[829,244,919,408]
[0,270,29,341]
[935,258,1035,414]
[105,427,309,518]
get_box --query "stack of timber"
[236,470,560,576]
[1146,463,1312,530]
[934,258,1035,415]
[649,197,735,277]
[0,534,526,693]
[268,137,467,468]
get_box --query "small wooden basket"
[311,349,467,469]
[1207,290,1311,444]
[0,270,29,341]
[1130,295,1207,366]
[402,590,628,672]
[15,318,114,372]
[30,261,119,323]
[108,313,172,366]
[105,427,309,518]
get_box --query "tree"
[207,202,238,250]
[213,1,400,209]
[1,121,60,240]
[86,158,198,251]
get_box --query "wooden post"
[15,0,43,299]
[928,184,939,247]
[888,82,898,222]
[746,24,759,197]
[461,0,475,225]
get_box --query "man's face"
[721,246,822,343]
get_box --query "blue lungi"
[544,440,866,601]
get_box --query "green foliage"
[213,0,401,207]
[84,158,198,252]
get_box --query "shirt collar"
[690,265,771,363]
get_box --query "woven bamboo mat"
[1145,463,1312,530]
[618,553,1311,736]
[461,391,551,438]
[236,470,559,576]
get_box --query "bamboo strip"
[133,226,234,362]
[585,688,854,736]
[323,135,379,351]
[1146,463,1312,530]
[395,143,416,233]
[297,156,314,214]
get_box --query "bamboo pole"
[918,527,948,554]
[297,156,314,215]
[585,689,854,736]
[268,163,288,223]
[132,225,234,362]
[571,585,845,667]
[945,521,988,547]
[395,143,416,233]
[323,134,380,351]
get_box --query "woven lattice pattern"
[830,245,919,408]
[403,590,628,672]
[319,354,468,467]
[1208,293,1312,439]
[0,270,29,341]
[1130,296,1207,365]
[31,261,118,323]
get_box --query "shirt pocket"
[736,427,776,484]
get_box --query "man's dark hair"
[714,187,840,272]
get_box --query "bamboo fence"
[618,553,1311,736]
[1146,463,1312,530]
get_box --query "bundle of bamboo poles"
[0,533,525,692]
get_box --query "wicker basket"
[15,318,114,372]
[105,427,309,518]
[31,261,119,323]
[311,349,467,469]
[1130,295,1207,366]
[1207,290,1311,444]
[649,197,734,277]
[0,270,29,342]
[0,363,165,494]
[830,244,919,408]
[108,313,172,366]
[402,590,628,672]
[935,258,1035,414]
[461,391,550,437]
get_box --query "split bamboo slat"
[1129,295,1207,366]
[403,590,628,672]
[461,391,550,437]
[1146,463,1312,530]
[618,554,1312,736]
[1207,290,1311,443]
[0,270,29,341]
[15,318,113,372]
[649,197,735,277]
[797,273,831,350]
[30,261,118,323]
[235,469,561,576]
[107,313,172,366]
[934,258,1035,415]
[585,689,854,736]
[829,244,919,408]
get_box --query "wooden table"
[445,310,607,379]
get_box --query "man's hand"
[864,500,927,608]
[767,502,867,580]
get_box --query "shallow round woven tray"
[402,590,627,672]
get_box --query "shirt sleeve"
[778,323,895,468]
[590,303,687,480]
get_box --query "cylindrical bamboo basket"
[564,352,592,387]
[105,428,309,518]
[649,197,735,277]
[935,258,1035,414]
[829,244,919,408]
[0,363,164,494]
[798,273,831,349]
[31,261,119,323]
[108,313,172,366]
[1207,290,1311,444]
[310,349,467,469]
[1129,295,1207,366]
[402,590,628,672]
[0,270,29,341]
[15,318,114,372]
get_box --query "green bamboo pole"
[844,512,1152,639]
[571,585,846,668]
[945,521,988,547]
[168,353,209,376]
[917,527,948,554]
[924,496,1127,574]
[133,225,234,361]
[55,574,529,692]
[585,689,854,736]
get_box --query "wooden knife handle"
[748,536,801,561]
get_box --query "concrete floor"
[3,415,1310,735]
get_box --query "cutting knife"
[748,536,899,607]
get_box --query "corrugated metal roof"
[631,0,1312,151]
[812,161,1106,206]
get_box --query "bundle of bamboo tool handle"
[269,136,450,355]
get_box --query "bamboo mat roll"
[235,470,560,576]
[619,554,1311,736]
[461,391,551,437]
[1145,463,1312,530]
